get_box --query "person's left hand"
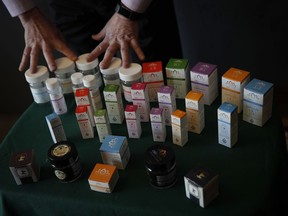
[86,13,145,69]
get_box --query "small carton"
[75,88,95,126]
[217,102,238,148]
[185,91,205,134]
[243,78,274,127]
[165,58,190,99]
[131,82,150,122]
[222,67,250,113]
[103,84,124,124]
[75,105,94,139]
[184,166,219,208]
[88,163,119,193]
[150,107,166,142]
[9,149,40,185]
[142,61,164,102]
[94,109,112,142]
[171,109,188,147]
[125,105,142,139]
[190,62,218,105]
[100,135,130,170]
[45,112,67,143]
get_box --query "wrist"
[116,2,144,21]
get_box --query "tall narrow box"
[190,62,218,105]
[185,91,205,134]
[94,109,112,142]
[243,78,274,127]
[217,102,238,148]
[165,58,190,99]
[150,107,166,142]
[222,67,250,113]
[142,61,164,102]
[100,135,130,170]
[103,84,124,124]
[157,85,177,126]
[125,105,142,139]
[45,112,67,143]
[171,109,188,147]
[131,82,150,122]
[75,105,94,139]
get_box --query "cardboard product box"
[190,62,218,105]
[185,91,205,134]
[75,105,94,139]
[221,67,250,113]
[171,109,188,147]
[184,166,219,208]
[45,112,67,143]
[150,107,166,142]
[100,135,130,170]
[131,82,150,122]
[243,78,274,127]
[165,58,190,99]
[94,109,112,142]
[88,163,119,193]
[142,61,164,102]
[125,104,142,139]
[217,102,238,148]
[9,149,40,185]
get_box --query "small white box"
[171,109,188,147]
[125,105,142,139]
[45,112,66,143]
[131,82,150,122]
[75,105,94,139]
[150,107,166,142]
[94,109,112,142]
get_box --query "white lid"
[24,65,49,83]
[119,63,142,81]
[83,74,97,88]
[45,77,60,90]
[54,57,75,73]
[100,57,122,75]
[75,53,99,70]
[71,72,84,85]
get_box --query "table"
[1,95,287,216]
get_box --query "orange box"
[88,163,119,193]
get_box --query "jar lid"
[100,57,122,75]
[71,72,84,85]
[119,63,142,81]
[75,53,99,70]
[47,141,78,167]
[45,78,60,90]
[24,65,49,83]
[55,57,75,74]
[83,74,97,88]
[145,144,176,173]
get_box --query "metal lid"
[119,63,142,81]
[75,53,99,70]
[24,65,49,83]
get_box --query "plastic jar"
[75,53,103,89]
[83,74,103,111]
[119,63,142,102]
[144,144,177,189]
[45,78,67,115]
[100,57,122,89]
[54,57,76,94]
[71,72,84,94]
[47,141,83,183]
[24,65,50,104]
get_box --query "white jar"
[25,65,50,104]
[119,63,143,102]
[46,78,67,115]
[83,74,103,111]
[100,57,122,90]
[75,53,103,89]
[71,72,84,94]
[54,57,76,94]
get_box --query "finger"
[87,42,108,62]
[56,43,78,62]
[91,30,105,42]
[99,44,119,69]
[19,47,31,72]
[119,40,130,68]
[43,44,57,72]
[130,38,145,62]
[29,46,41,74]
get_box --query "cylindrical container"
[54,57,76,94]
[46,78,68,115]
[119,63,142,102]
[144,144,177,189]
[75,53,103,89]
[83,74,103,111]
[100,57,122,91]
[24,65,50,104]
[47,141,82,183]
[71,72,84,94]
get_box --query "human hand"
[18,7,77,73]
[87,13,145,69]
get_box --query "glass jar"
[24,65,50,104]
[100,57,122,91]
[54,57,76,95]
[119,63,142,102]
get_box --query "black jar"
[47,141,82,183]
[144,144,177,189]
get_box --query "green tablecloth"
[1,95,287,216]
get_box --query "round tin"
[47,141,82,183]
[144,144,177,189]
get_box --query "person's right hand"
[18,7,77,73]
